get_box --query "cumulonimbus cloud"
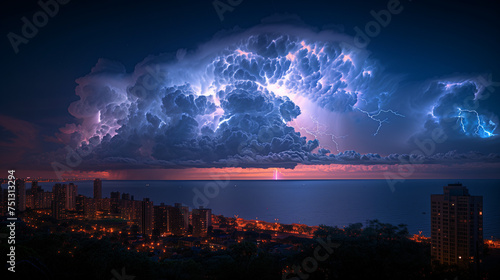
[47,22,499,170]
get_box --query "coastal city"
[1,179,326,255]
[1,178,499,279]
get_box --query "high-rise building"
[192,207,212,237]
[52,183,77,211]
[98,198,111,213]
[30,181,41,193]
[30,181,44,209]
[154,203,170,236]
[431,183,483,268]
[110,191,120,199]
[51,201,64,219]
[67,183,77,210]
[15,179,26,212]
[110,191,121,214]
[119,199,133,220]
[141,198,154,237]
[83,197,97,220]
[76,195,85,213]
[168,203,189,235]
[52,184,67,219]
[26,191,34,209]
[41,192,53,209]
[93,178,102,199]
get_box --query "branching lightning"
[355,108,405,136]
[294,116,346,152]
[457,108,497,138]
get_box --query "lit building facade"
[141,198,154,237]
[192,207,212,237]
[93,178,102,199]
[168,203,189,235]
[431,183,483,268]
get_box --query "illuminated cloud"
[51,23,499,170]
[407,78,499,155]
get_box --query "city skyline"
[2,175,499,278]
[4,178,327,239]
[3,178,497,237]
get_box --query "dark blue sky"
[1,0,499,178]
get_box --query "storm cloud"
[53,24,499,170]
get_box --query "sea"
[10,179,500,238]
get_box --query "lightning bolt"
[273,169,287,180]
[355,108,405,136]
[457,108,497,138]
[216,115,235,130]
[295,116,346,152]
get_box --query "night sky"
[1,0,499,179]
